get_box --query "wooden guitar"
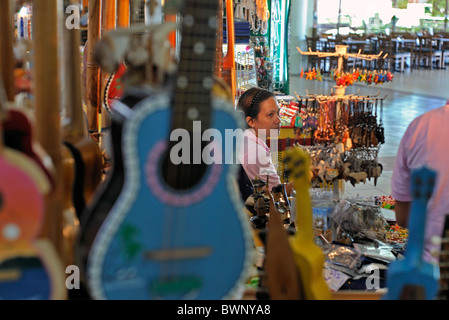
[84,0,252,300]
[62,0,103,222]
[283,147,332,300]
[383,166,440,300]
[437,214,449,300]
[264,189,301,299]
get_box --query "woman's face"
[247,96,281,138]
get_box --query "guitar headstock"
[283,147,311,187]
[411,167,436,202]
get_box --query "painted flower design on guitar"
[145,140,222,207]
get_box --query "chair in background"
[434,32,449,69]
[442,41,449,69]
[416,36,442,70]
[305,36,327,72]
[377,36,408,72]
[399,38,417,72]
[324,38,341,73]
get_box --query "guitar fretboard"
[171,0,218,133]
[437,215,449,300]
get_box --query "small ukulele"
[383,166,439,300]
[283,147,332,300]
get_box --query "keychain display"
[333,68,394,86]
[300,67,394,87]
[276,93,386,187]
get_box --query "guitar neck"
[130,0,145,25]
[171,0,218,133]
[104,0,117,31]
[405,167,436,264]
[406,197,429,263]
[33,0,63,251]
[86,0,102,133]
[214,0,224,79]
[117,0,130,28]
[0,0,15,102]
[62,5,86,140]
[0,0,13,155]
[294,182,315,241]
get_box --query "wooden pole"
[104,0,117,31]
[117,0,130,28]
[100,0,117,132]
[86,0,102,133]
[0,0,15,102]
[33,0,63,253]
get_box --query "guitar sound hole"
[161,141,209,191]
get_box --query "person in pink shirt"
[391,100,449,264]
[236,87,294,200]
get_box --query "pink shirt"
[238,129,282,191]
[391,102,449,264]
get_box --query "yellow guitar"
[284,147,332,300]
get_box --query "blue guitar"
[383,166,440,300]
[84,0,252,300]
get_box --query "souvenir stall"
[1,0,446,303]
[242,40,405,298]
[239,41,444,299]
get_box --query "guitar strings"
[157,0,218,298]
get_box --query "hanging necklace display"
[278,92,387,188]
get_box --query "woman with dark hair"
[236,87,293,200]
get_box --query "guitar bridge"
[144,247,213,261]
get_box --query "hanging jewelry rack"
[297,44,389,97]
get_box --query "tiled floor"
[289,67,449,199]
